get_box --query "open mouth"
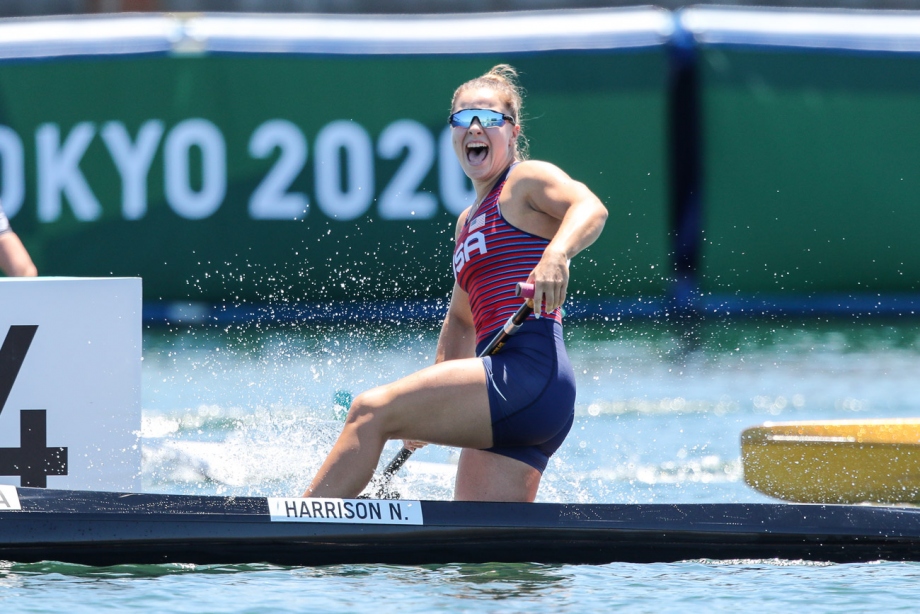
[466,143,489,165]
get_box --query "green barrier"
[0,51,670,303]
[699,49,920,296]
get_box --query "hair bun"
[485,64,519,85]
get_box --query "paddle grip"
[515,282,535,299]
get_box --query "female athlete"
[305,64,607,502]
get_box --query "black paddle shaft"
[366,298,534,499]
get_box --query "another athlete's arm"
[0,231,37,277]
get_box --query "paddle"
[360,281,536,499]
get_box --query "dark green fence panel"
[686,9,920,298]
[0,12,672,304]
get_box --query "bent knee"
[345,388,396,433]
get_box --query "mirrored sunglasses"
[448,108,515,128]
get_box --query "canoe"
[1,486,920,566]
[741,419,920,504]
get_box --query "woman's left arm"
[515,161,608,316]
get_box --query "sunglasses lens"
[449,109,506,128]
[480,112,504,127]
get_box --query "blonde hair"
[451,64,529,160]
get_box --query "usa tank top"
[452,165,563,343]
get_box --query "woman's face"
[451,87,519,185]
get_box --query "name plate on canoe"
[267,498,423,525]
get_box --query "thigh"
[367,357,494,450]
[453,448,541,502]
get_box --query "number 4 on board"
[0,325,68,487]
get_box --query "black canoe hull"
[2,488,920,566]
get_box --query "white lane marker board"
[0,485,20,510]
[0,277,142,491]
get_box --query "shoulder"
[506,160,590,205]
[506,160,577,193]
[509,160,569,180]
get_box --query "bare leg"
[304,357,492,498]
[454,448,541,502]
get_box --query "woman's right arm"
[401,216,477,451]
[402,264,476,452]
[436,209,476,363]
[435,282,477,363]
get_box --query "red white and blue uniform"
[452,165,575,473]
[453,168,562,344]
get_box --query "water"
[3,559,920,612]
[7,314,920,611]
